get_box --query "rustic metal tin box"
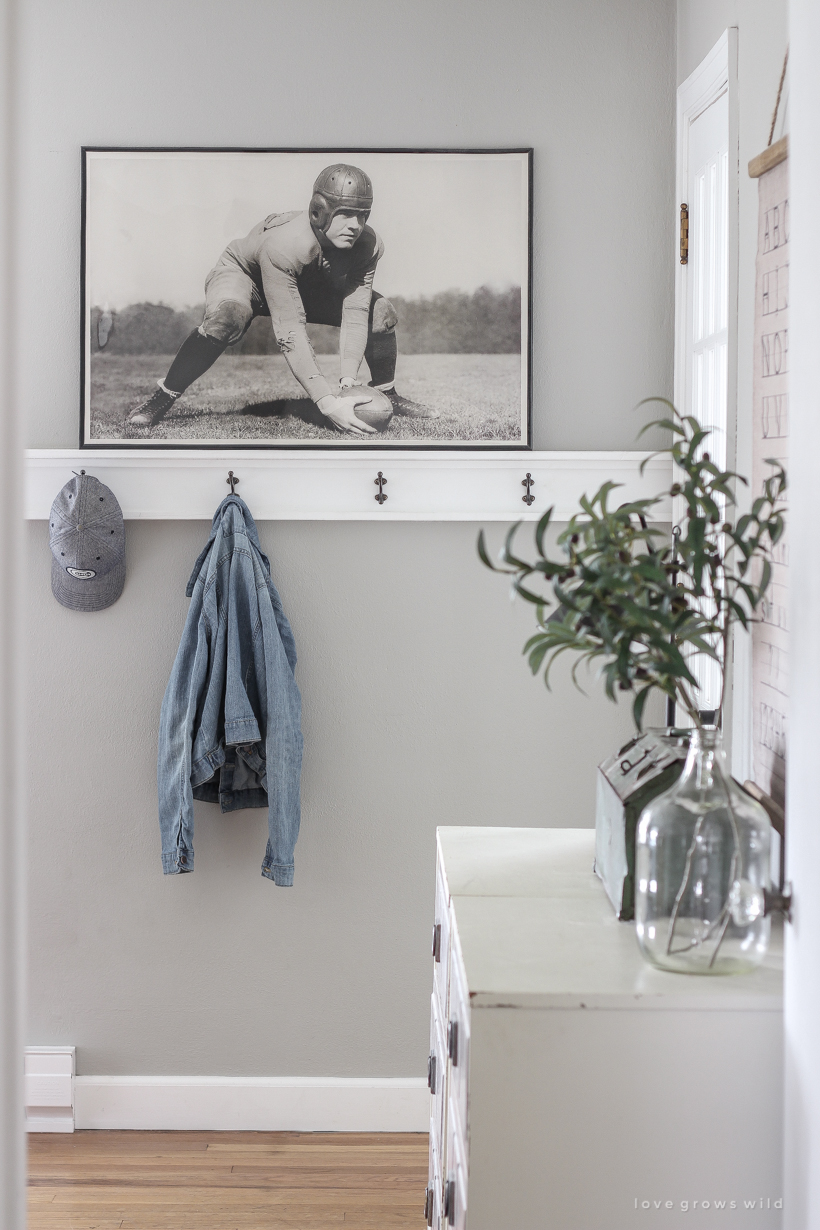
[594,730,689,921]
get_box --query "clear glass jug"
[635,727,771,974]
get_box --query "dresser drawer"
[447,909,471,1145]
[444,1093,469,1230]
[425,1116,443,1229]
[433,854,451,1013]
[428,991,448,1161]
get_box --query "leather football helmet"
[309,164,373,233]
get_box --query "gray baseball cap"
[49,471,126,611]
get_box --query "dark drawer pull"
[443,1178,456,1225]
[432,923,442,962]
[427,1052,437,1094]
[424,1185,433,1226]
[448,1020,459,1067]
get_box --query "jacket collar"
[185,495,271,596]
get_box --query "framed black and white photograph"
[81,147,532,449]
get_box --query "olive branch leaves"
[478,401,787,731]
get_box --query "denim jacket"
[158,495,302,885]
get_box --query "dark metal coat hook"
[227,471,240,495]
[374,472,388,504]
[522,473,535,506]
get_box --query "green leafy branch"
[478,401,787,730]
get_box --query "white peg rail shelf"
[25,450,672,523]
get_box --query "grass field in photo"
[88,352,523,444]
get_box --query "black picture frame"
[81,147,533,451]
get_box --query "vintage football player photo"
[81,148,532,448]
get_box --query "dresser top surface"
[437,826,783,1011]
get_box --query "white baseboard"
[26,1111,75,1133]
[74,1076,429,1132]
[26,1047,75,1133]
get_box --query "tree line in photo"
[90,285,522,356]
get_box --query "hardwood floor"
[28,1130,429,1229]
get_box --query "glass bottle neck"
[679,728,728,792]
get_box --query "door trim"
[674,29,739,464]
[674,29,741,754]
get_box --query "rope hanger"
[767,47,789,148]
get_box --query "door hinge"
[680,203,689,265]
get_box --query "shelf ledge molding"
[25,449,672,522]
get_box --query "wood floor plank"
[28,1130,429,1229]
[46,1189,424,1209]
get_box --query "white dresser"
[425,827,784,1230]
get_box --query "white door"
[675,33,735,723]
[686,91,729,481]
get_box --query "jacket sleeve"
[157,590,213,874]
[258,246,334,402]
[255,553,303,887]
[264,573,298,674]
[338,258,377,382]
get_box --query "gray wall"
[677,0,786,84]
[22,0,675,1076]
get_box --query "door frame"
[674,29,743,762]
[675,29,739,446]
